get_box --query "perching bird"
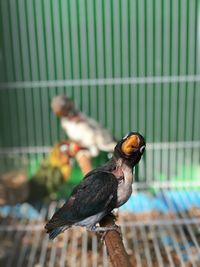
[28,140,82,201]
[51,95,117,157]
[45,132,145,239]
[49,140,81,179]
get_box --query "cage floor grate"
[1,184,200,267]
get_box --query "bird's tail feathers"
[46,225,69,240]
[45,214,67,229]
[45,216,71,239]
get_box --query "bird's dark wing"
[45,171,118,229]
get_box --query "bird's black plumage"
[45,170,118,238]
[45,132,145,239]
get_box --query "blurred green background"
[0,0,200,184]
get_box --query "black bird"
[45,132,145,239]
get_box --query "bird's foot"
[109,210,118,220]
[90,224,122,242]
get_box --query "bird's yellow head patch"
[121,134,141,156]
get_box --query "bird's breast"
[117,165,133,207]
[75,211,105,228]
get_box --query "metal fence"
[0,0,200,182]
[1,2,200,266]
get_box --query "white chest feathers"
[117,164,134,207]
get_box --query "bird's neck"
[112,155,134,169]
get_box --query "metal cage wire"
[0,0,200,181]
[1,184,200,267]
[0,0,200,266]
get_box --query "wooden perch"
[100,214,132,267]
[76,152,92,175]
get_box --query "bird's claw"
[90,224,122,242]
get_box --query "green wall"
[0,0,199,148]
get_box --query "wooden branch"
[76,152,92,175]
[100,214,132,267]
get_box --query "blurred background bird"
[0,140,83,205]
[28,140,82,202]
[51,95,117,158]
[1,94,118,206]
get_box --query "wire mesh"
[0,0,200,181]
[1,184,200,267]
[0,1,200,266]
[0,0,200,146]
[0,141,199,183]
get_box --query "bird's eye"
[123,133,129,140]
[140,145,145,154]
[60,144,69,152]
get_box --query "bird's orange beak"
[121,134,141,155]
